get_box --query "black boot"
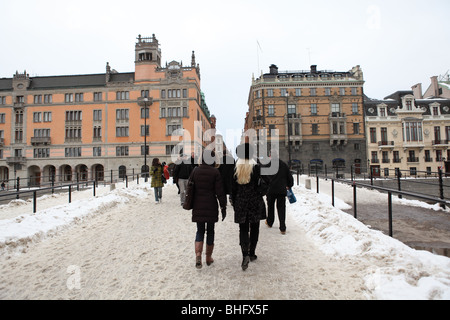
[249,242,257,262]
[241,243,250,271]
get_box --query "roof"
[0,72,135,91]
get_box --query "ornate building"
[364,90,450,176]
[246,64,367,174]
[0,34,213,185]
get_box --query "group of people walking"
[152,143,294,271]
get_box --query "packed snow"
[0,176,449,300]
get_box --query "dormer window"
[406,100,412,110]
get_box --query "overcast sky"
[1,0,449,149]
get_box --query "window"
[34,148,50,158]
[93,147,102,157]
[0,113,5,123]
[116,146,129,156]
[93,92,102,101]
[268,105,275,116]
[161,90,166,99]
[65,93,74,103]
[116,91,129,100]
[288,104,296,115]
[34,95,42,104]
[403,121,423,142]
[267,89,274,97]
[339,88,345,95]
[116,127,129,137]
[295,88,302,96]
[370,128,376,143]
[141,125,149,136]
[15,110,23,124]
[141,145,149,155]
[93,127,101,140]
[311,124,318,135]
[352,103,359,114]
[371,151,378,162]
[141,107,149,119]
[325,88,331,96]
[351,87,357,95]
[183,89,188,98]
[34,129,50,137]
[310,88,316,96]
[331,103,340,115]
[167,124,181,135]
[33,112,42,123]
[116,109,129,121]
[436,150,443,161]
[379,107,386,117]
[75,93,84,102]
[381,127,388,142]
[425,150,432,162]
[183,107,188,117]
[43,112,52,122]
[310,104,317,115]
[280,89,287,97]
[65,147,82,157]
[141,90,149,98]
[65,111,82,121]
[353,123,360,134]
[93,110,102,121]
[0,97,6,105]
[65,127,81,140]
[393,151,400,163]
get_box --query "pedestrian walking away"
[150,158,164,203]
[231,143,269,271]
[265,150,294,234]
[173,154,194,207]
[218,149,236,205]
[190,149,227,269]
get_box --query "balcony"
[31,137,51,145]
[329,112,346,119]
[382,158,390,163]
[407,157,419,162]
[378,141,394,148]
[432,139,449,145]
[6,156,26,165]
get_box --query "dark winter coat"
[267,159,294,195]
[191,164,227,223]
[173,161,193,181]
[218,154,235,195]
[231,163,268,224]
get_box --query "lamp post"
[285,91,292,167]
[138,97,153,181]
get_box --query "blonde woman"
[231,143,269,271]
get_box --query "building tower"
[134,34,162,82]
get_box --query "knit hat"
[236,143,254,160]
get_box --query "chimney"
[269,64,278,75]
[310,65,317,73]
[411,83,422,99]
[431,76,440,97]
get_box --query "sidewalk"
[0,182,370,299]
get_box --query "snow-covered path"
[0,178,449,299]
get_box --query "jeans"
[154,187,162,201]
[178,178,188,205]
[266,194,286,232]
[195,222,215,245]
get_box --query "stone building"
[364,90,450,177]
[0,34,213,185]
[246,64,367,175]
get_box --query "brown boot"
[205,244,214,266]
[195,241,203,269]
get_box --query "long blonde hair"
[234,158,256,184]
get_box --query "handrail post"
[439,168,445,209]
[69,185,72,203]
[331,179,335,207]
[353,182,357,219]
[33,191,37,213]
[388,191,393,237]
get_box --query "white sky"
[1,0,449,145]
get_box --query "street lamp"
[138,97,153,181]
[285,91,292,167]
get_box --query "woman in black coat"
[191,150,227,269]
[231,143,269,271]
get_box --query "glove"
[221,207,227,221]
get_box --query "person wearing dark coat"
[266,150,294,234]
[191,149,227,269]
[218,150,236,202]
[173,154,193,206]
[231,143,269,271]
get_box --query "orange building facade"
[0,34,213,185]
